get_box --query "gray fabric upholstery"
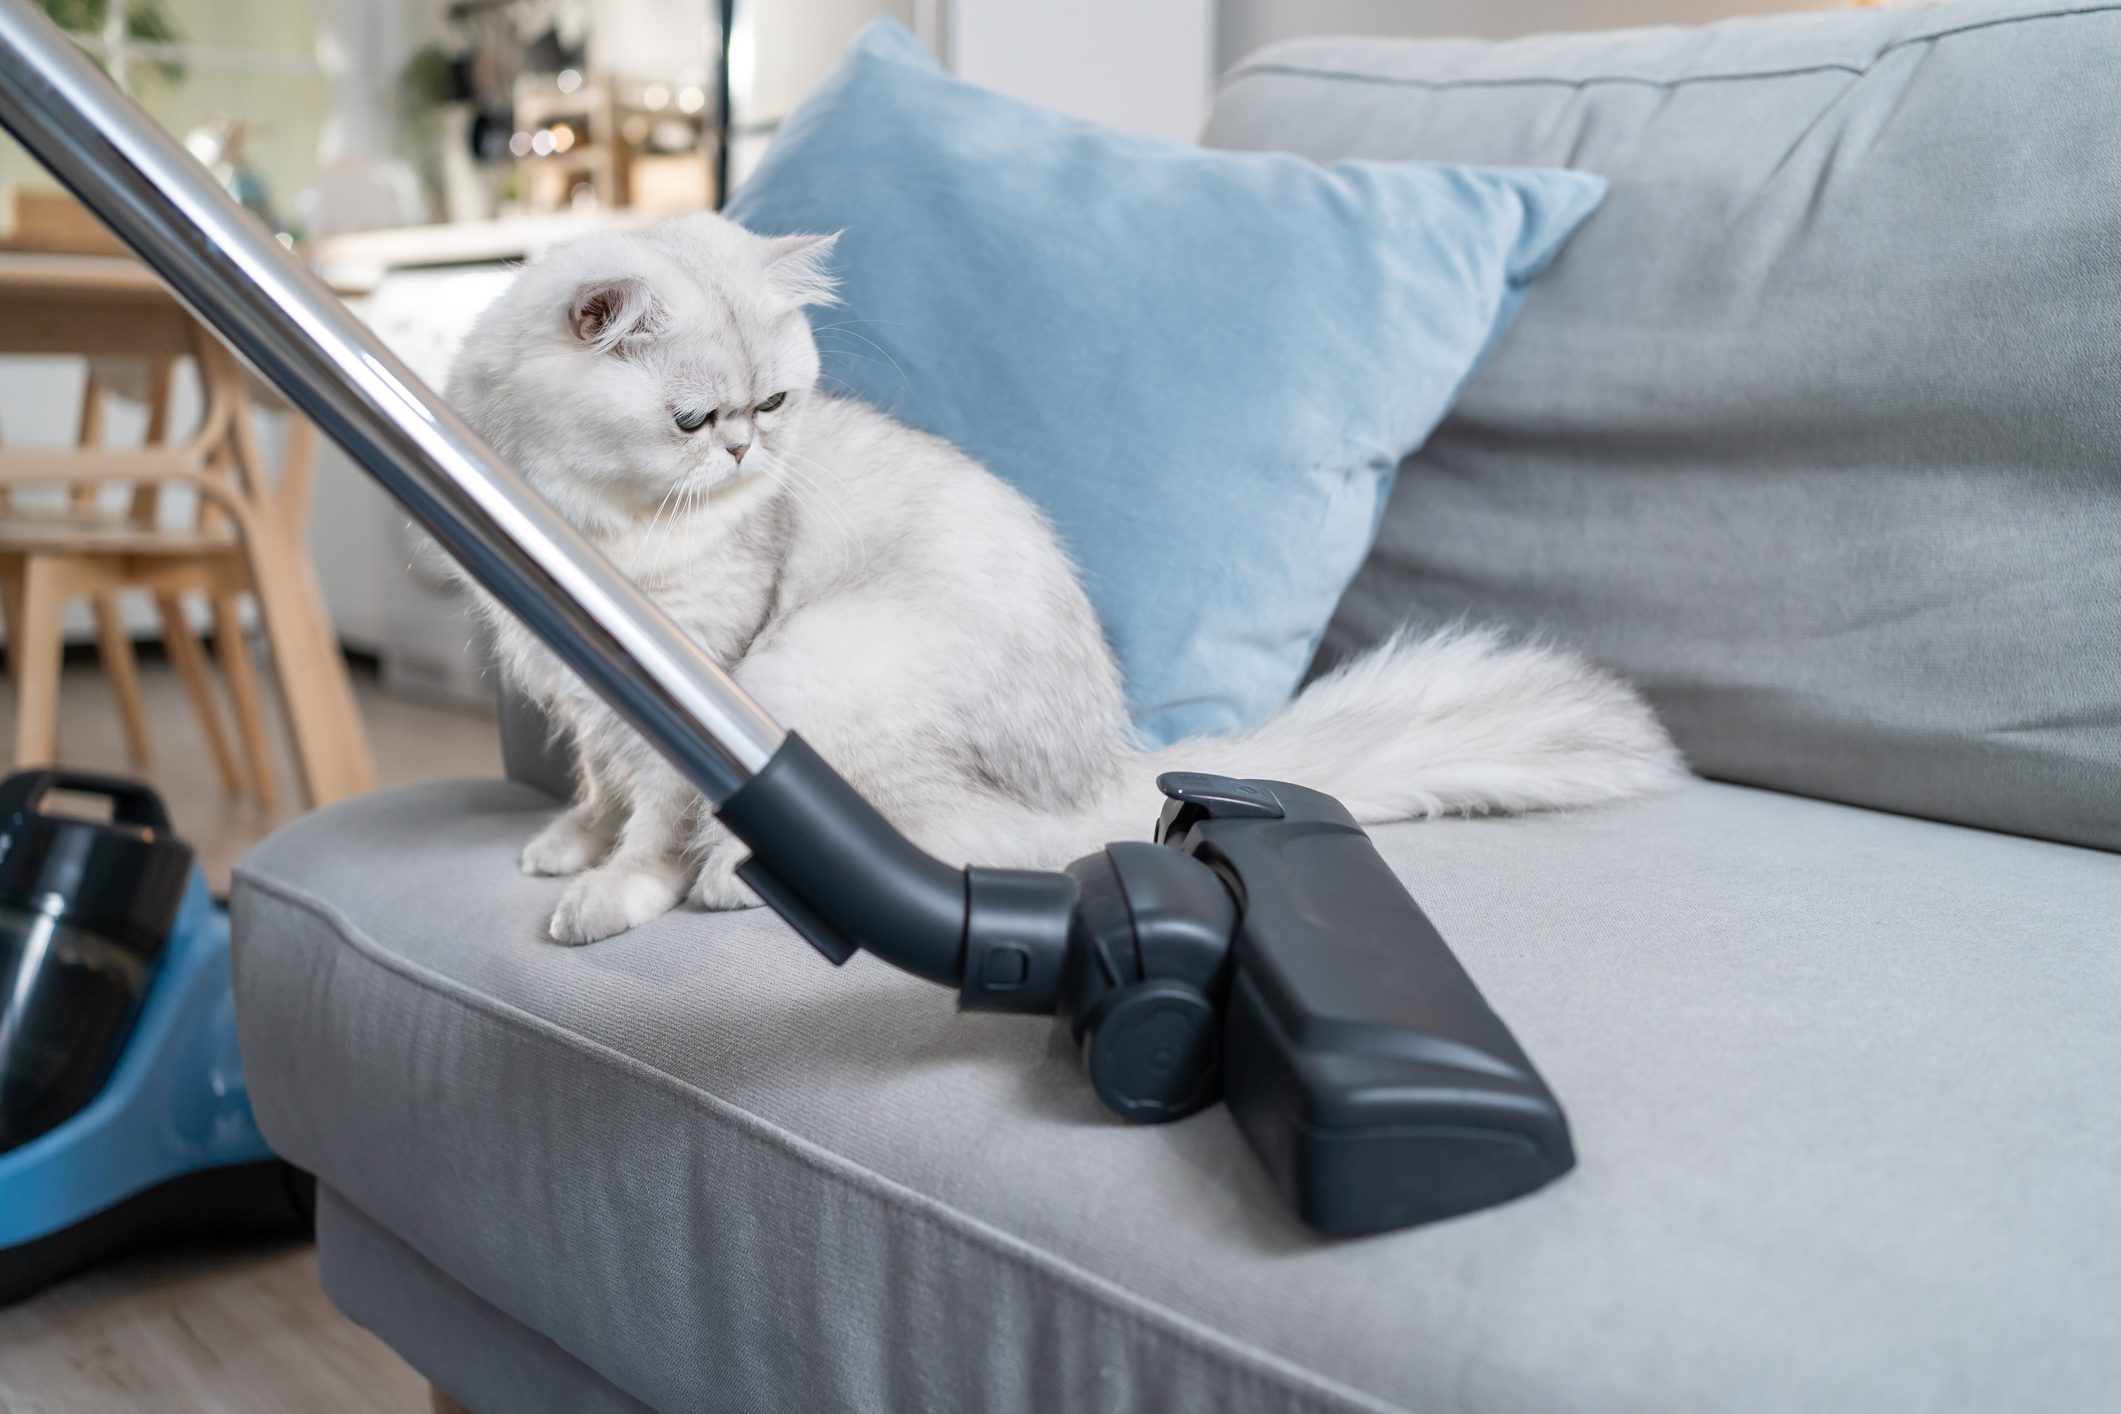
[1205,0,2121,852]
[232,779,2121,1414]
[496,684,572,801]
[317,1186,652,1414]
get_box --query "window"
[3,1,330,238]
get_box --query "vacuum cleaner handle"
[0,770,174,837]
[0,0,976,987]
[0,1,783,805]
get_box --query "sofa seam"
[1216,4,2121,100]
[233,866,1405,1414]
[1224,57,1861,95]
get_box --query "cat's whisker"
[768,445,863,520]
[768,460,862,571]
[641,479,683,541]
[766,451,866,570]
[812,324,903,372]
[811,330,909,391]
[815,344,898,373]
[809,317,907,334]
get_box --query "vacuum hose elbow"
[715,733,969,986]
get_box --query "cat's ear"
[568,277,665,353]
[760,232,842,308]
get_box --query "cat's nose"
[727,442,750,464]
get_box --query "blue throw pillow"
[727,20,1604,745]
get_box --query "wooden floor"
[0,655,502,890]
[0,1244,425,1414]
[0,656,501,1412]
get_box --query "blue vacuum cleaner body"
[0,770,308,1305]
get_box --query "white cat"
[448,212,1683,945]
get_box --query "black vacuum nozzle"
[1157,774,1575,1235]
[721,737,1573,1236]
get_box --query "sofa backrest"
[1204,0,2121,851]
[498,681,575,801]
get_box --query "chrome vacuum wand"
[0,1,778,806]
[0,0,1574,1234]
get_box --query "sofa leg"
[430,1383,472,1414]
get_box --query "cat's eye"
[756,392,787,413]
[674,407,714,433]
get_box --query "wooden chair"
[0,255,376,809]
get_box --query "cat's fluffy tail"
[1031,626,1687,857]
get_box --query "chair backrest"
[0,269,251,537]
[1204,0,2121,851]
[67,359,176,522]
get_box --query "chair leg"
[0,557,20,676]
[12,557,69,769]
[92,591,153,767]
[200,347,373,806]
[211,593,277,812]
[0,560,23,746]
[239,530,376,807]
[152,591,242,797]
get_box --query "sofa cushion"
[725,20,1607,746]
[1203,0,2121,852]
[232,779,2121,1413]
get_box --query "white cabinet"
[308,260,521,708]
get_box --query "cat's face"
[453,216,838,531]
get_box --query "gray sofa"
[231,3,2121,1411]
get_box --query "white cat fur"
[446,212,1685,944]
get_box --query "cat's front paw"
[689,846,764,912]
[550,860,686,944]
[520,812,612,877]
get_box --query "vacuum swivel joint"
[963,838,1237,1124]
